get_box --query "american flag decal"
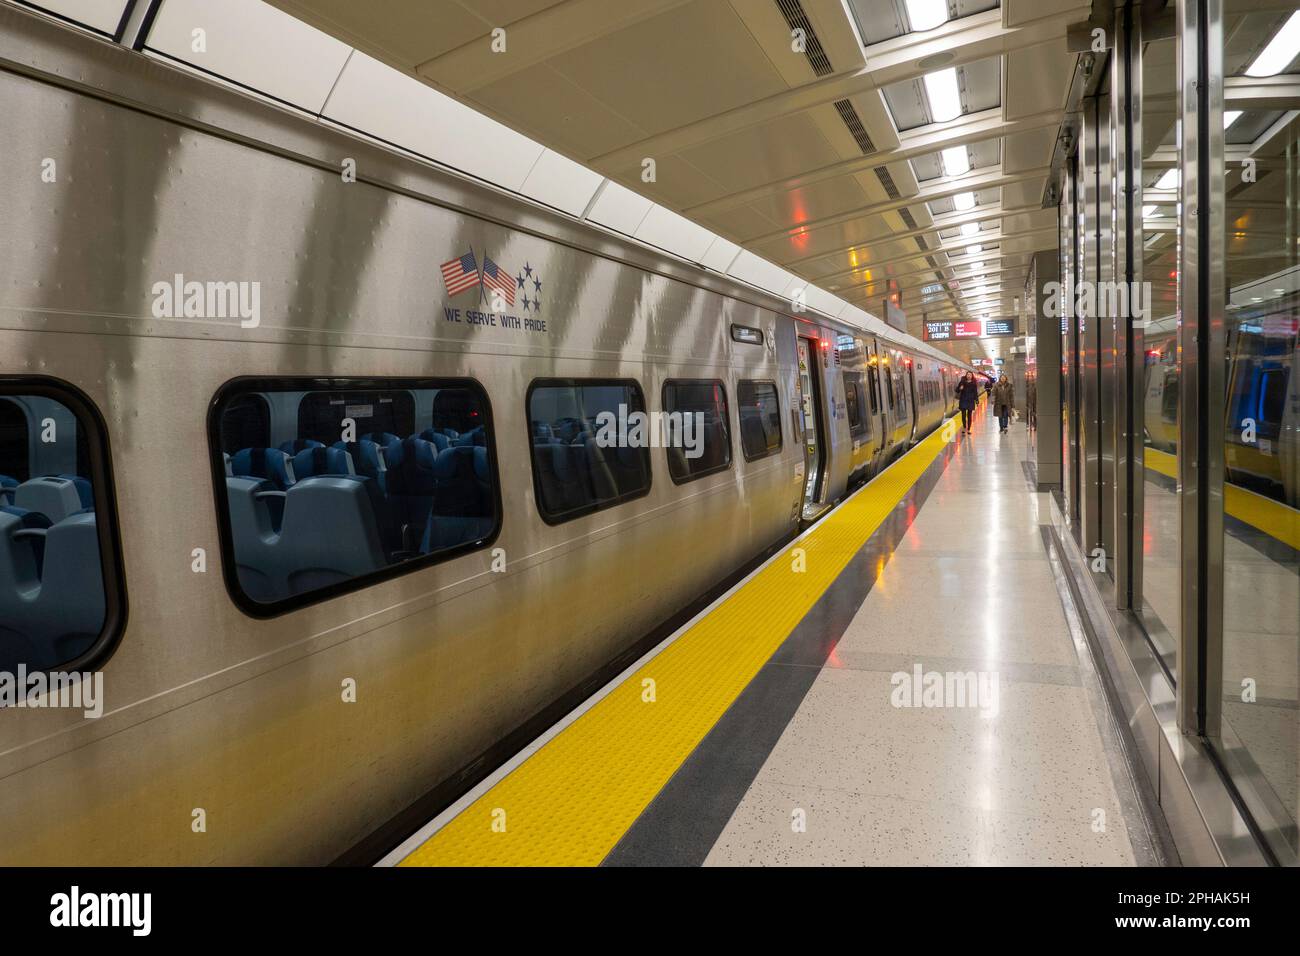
[440,250,480,296]
[481,254,516,308]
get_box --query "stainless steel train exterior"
[0,10,963,864]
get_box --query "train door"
[867,339,889,465]
[796,336,827,516]
[905,360,919,443]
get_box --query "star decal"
[523,262,533,278]
[516,273,525,289]
[521,296,532,312]
[533,277,542,293]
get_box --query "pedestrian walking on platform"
[955,372,979,434]
[991,373,1014,434]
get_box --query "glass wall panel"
[1214,4,1300,860]
[1137,27,1181,672]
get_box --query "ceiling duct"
[774,0,833,76]
[833,98,876,154]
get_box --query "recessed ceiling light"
[1142,204,1157,218]
[953,191,976,211]
[968,244,983,255]
[1154,169,1178,190]
[906,0,950,32]
[960,222,980,237]
[1224,110,1243,129]
[1245,11,1300,77]
[924,68,963,123]
[941,145,970,177]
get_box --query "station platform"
[384,403,1174,867]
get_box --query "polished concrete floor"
[704,406,1166,866]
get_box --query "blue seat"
[0,505,51,576]
[0,511,105,671]
[531,439,592,517]
[229,448,295,532]
[385,436,439,553]
[225,475,388,604]
[14,476,85,525]
[452,426,486,447]
[0,474,18,506]
[292,445,354,480]
[279,438,324,455]
[363,431,400,448]
[333,440,389,492]
[417,429,451,452]
[422,445,493,551]
[230,447,295,489]
[56,474,94,511]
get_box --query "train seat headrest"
[417,429,451,451]
[231,447,296,489]
[14,477,84,525]
[292,445,355,480]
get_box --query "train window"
[867,364,881,414]
[843,372,868,438]
[0,378,125,672]
[1257,368,1288,440]
[528,379,652,523]
[209,377,500,617]
[0,398,28,482]
[737,380,783,461]
[662,380,732,484]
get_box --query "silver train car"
[0,11,964,864]
[1143,298,1299,507]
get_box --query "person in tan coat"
[991,373,1014,433]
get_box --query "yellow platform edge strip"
[1144,447,1299,552]
[400,427,953,867]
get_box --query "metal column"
[1079,94,1112,562]
[1112,1,1145,610]
[1176,0,1225,736]
[1032,250,1062,488]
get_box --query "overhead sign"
[730,324,763,346]
[923,319,1016,340]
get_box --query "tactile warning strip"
[400,427,952,866]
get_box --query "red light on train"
[820,339,830,350]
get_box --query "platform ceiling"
[266,0,1089,361]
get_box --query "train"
[0,8,965,865]
[1142,283,1299,507]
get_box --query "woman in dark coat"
[955,372,979,434]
